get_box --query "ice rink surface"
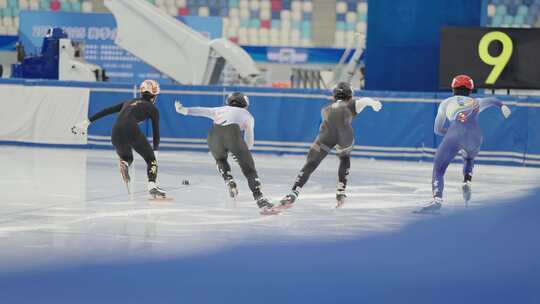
[1,146,539,273]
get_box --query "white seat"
[165,0,175,6]
[0,0,7,10]
[240,8,249,19]
[300,38,311,47]
[168,5,178,16]
[291,10,302,21]
[3,17,13,27]
[198,6,209,17]
[260,0,270,11]
[248,28,259,45]
[13,16,18,28]
[280,10,290,20]
[270,28,279,39]
[280,31,289,45]
[269,36,280,46]
[227,27,239,38]
[29,0,39,10]
[259,29,269,45]
[19,0,29,10]
[239,0,248,10]
[357,2,367,14]
[487,4,496,17]
[336,1,347,14]
[291,0,301,12]
[346,12,356,24]
[249,0,259,10]
[302,1,312,12]
[238,27,248,44]
[81,1,93,13]
[229,8,239,18]
[230,17,240,28]
[260,9,270,20]
[7,25,17,35]
[156,0,165,6]
[281,19,290,30]
[356,22,367,33]
[176,0,186,7]
[335,30,345,47]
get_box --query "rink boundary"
[82,135,540,167]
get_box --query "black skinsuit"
[89,96,160,182]
[292,99,357,191]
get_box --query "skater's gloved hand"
[369,99,382,112]
[175,100,188,115]
[153,150,159,161]
[71,119,90,135]
[501,105,511,118]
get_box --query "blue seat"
[228,0,238,8]
[271,11,280,20]
[249,19,260,28]
[336,13,346,22]
[250,9,259,18]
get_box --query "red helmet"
[451,75,474,90]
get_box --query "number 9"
[478,31,513,85]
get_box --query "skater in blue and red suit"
[420,75,512,212]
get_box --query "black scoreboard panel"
[439,27,540,89]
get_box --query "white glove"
[175,100,188,115]
[369,99,383,112]
[501,105,511,118]
[71,119,90,135]
[229,152,238,163]
[356,97,382,113]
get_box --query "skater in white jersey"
[174,92,278,215]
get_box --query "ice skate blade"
[412,209,441,215]
[148,196,174,202]
[335,200,345,209]
[260,208,281,215]
[275,203,293,210]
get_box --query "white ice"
[0,146,539,272]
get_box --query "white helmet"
[140,79,160,96]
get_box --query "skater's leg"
[112,126,133,187]
[292,140,330,192]
[463,156,474,182]
[208,126,239,198]
[461,138,480,203]
[232,146,263,200]
[131,128,165,197]
[432,136,460,200]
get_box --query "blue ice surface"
[2,189,540,304]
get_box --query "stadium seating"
[486,0,540,27]
[334,0,367,48]
[0,0,94,35]
[147,0,314,47]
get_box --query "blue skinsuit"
[432,96,503,199]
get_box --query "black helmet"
[332,82,354,100]
[226,92,249,108]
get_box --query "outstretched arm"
[72,101,124,135]
[175,100,217,119]
[478,97,511,118]
[434,100,449,136]
[355,97,382,114]
[89,102,124,123]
